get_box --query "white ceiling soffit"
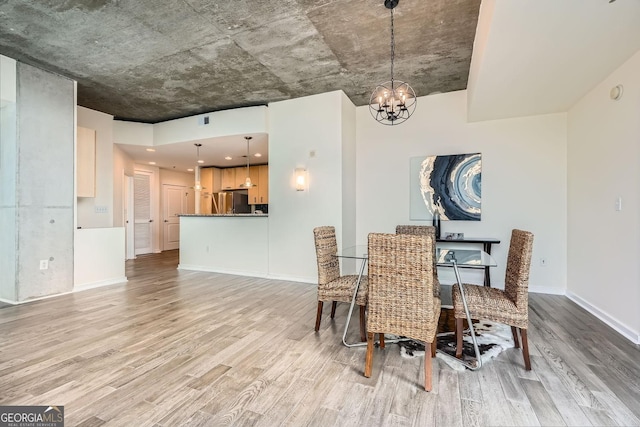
[467,0,640,122]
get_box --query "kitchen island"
[178,214,269,277]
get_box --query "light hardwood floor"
[1,250,639,426]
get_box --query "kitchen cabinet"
[77,126,96,197]
[247,165,269,205]
[248,166,260,204]
[221,168,235,190]
[200,167,222,214]
[258,165,269,204]
[234,166,249,188]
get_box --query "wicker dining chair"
[395,225,441,298]
[452,229,534,370]
[364,233,441,392]
[313,226,367,341]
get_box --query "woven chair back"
[313,226,340,286]
[396,225,438,268]
[367,233,438,343]
[395,225,436,239]
[504,229,534,308]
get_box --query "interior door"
[134,171,153,255]
[163,184,187,251]
[124,174,135,260]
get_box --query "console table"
[435,237,500,286]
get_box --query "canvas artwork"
[409,153,482,221]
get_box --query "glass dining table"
[335,245,497,370]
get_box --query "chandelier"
[369,0,416,125]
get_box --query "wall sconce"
[295,168,307,191]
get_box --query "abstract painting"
[409,153,481,221]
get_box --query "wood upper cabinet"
[248,166,260,204]
[247,165,268,205]
[220,165,267,198]
[234,166,249,188]
[221,168,235,190]
[258,165,269,204]
[77,126,96,198]
[199,168,213,214]
[210,167,221,192]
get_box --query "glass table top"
[336,245,497,267]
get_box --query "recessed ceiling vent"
[198,116,211,126]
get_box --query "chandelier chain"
[390,7,395,88]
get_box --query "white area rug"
[398,320,515,371]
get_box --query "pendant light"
[240,136,256,188]
[369,0,416,125]
[193,143,203,191]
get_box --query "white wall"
[179,216,269,276]
[113,120,154,146]
[74,228,126,288]
[268,91,353,282]
[356,91,567,294]
[153,106,268,145]
[77,106,115,228]
[567,49,640,343]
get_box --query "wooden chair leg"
[424,343,433,392]
[330,301,337,319]
[364,332,375,378]
[455,318,464,359]
[314,301,323,332]
[431,340,437,358]
[511,326,520,348]
[520,328,531,371]
[379,333,385,349]
[359,305,366,342]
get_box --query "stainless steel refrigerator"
[212,192,251,214]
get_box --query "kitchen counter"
[179,214,268,217]
[179,214,268,277]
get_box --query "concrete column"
[0,57,75,303]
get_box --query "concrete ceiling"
[3,0,639,171]
[0,0,481,123]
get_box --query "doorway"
[134,170,154,255]
[162,184,189,251]
[124,174,135,260]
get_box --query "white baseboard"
[566,291,640,345]
[74,277,128,292]
[265,273,316,284]
[530,286,565,295]
[178,264,269,279]
[177,264,316,285]
[0,290,73,305]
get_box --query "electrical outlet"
[540,258,547,267]
[39,259,49,270]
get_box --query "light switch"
[615,197,622,211]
